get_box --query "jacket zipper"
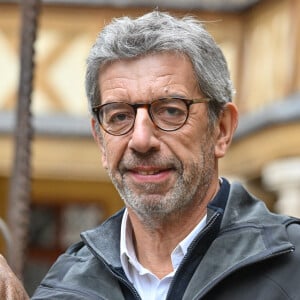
[110,269,142,300]
[166,212,221,300]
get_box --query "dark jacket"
[32,181,300,300]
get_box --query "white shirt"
[120,209,207,300]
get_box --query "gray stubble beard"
[107,136,215,230]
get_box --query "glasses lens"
[99,103,134,135]
[151,98,188,131]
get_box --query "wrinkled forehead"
[98,52,200,104]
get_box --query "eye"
[100,103,134,125]
[106,110,133,124]
[164,106,184,117]
[153,100,187,119]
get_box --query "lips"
[119,155,179,183]
[133,168,163,176]
[126,166,173,183]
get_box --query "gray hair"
[86,11,234,124]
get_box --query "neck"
[127,178,220,278]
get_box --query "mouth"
[134,169,162,175]
[126,166,174,183]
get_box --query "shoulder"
[32,210,126,299]
[36,241,96,285]
[31,241,119,299]
[259,218,300,299]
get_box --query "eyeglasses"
[92,97,211,136]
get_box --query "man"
[32,11,300,299]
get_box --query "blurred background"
[0,0,299,295]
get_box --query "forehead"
[98,52,199,103]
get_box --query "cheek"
[170,125,215,164]
[162,131,199,165]
[102,137,128,170]
[171,122,207,150]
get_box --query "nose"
[128,108,160,154]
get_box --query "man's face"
[92,52,219,225]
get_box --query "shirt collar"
[120,209,207,280]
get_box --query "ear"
[91,117,108,169]
[214,102,238,158]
